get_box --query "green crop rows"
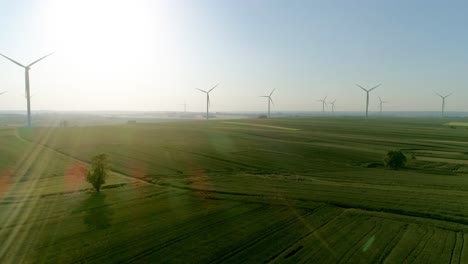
[1,117,468,263]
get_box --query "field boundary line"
[222,121,302,131]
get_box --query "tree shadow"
[81,193,113,230]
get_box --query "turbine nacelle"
[378,96,388,104]
[0,52,54,70]
[356,84,382,92]
[435,92,452,99]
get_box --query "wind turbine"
[435,92,452,117]
[378,96,388,114]
[317,96,327,115]
[356,84,381,118]
[260,89,275,118]
[196,84,218,120]
[181,102,187,113]
[0,52,54,127]
[328,99,336,115]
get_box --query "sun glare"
[42,0,160,69]
[34,0,182,109]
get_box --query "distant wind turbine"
[181,102,187,113]
[378,96,388,114]
[196,84,218,120]
[260,89,275,118]
[0,52,54,127]
[435,92,452,117]
[328,99,336,115]
[317,96,327,114]
[356,84,381,118]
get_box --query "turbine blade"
[260,95,269,97]
[445,93,452,98]
[0,91,6,96]
[208,83,219,93]
[434,91,443,98]
[0,53,26,68]
[270,97,274,106]
[369,84,382,91]
[27,52,54,67]
[324,96,327,101]
[195,88,207,93]
[269,88,276,96]
[378,96,382,102]
[355,84,368,92]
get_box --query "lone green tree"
[86,154,111,192]
[384,150,407,170]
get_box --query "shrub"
[384,150,407,170]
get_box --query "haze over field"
[1,0,468,113]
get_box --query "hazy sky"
[0,0,467,112]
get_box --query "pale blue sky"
[0,0,467,112]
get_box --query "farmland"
[1,117,468,263]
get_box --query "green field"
[1,117,468,263]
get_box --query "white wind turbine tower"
[23,92,37,99]
[317,96,327,115]
[181,102,187,113]
[435,92,452,117]
[196,84,218,120]
[0,52,54,127]
[328,99,336,115]
[356,84,381,118]
[378,96,388,114]
[260,89,275,118]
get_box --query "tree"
[384,150,407,170]
[86,154,111,192]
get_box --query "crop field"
[1,117,468,263]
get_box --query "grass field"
[1,117,468,263]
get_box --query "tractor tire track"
[70,202,248,263]
[402,227,433,263]
[337,217,379,263]
[77,204,268,263]
[124,205,269,263]
[267,209,346,263]
[208,207,321,263]
[379,224,409,264]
